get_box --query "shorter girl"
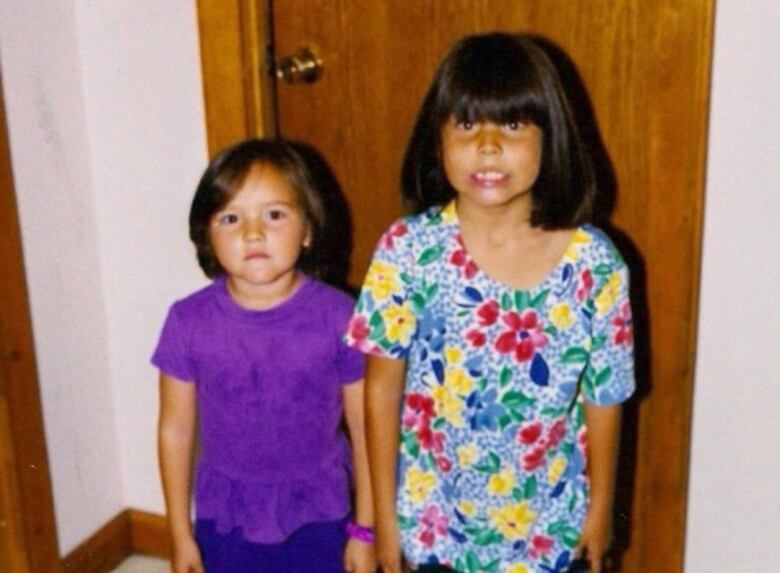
[349,33,634,573]
[154,139,375,573]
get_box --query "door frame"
[0,67,61,572]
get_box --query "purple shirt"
[152,274,364,543]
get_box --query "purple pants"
[194,517,348,573]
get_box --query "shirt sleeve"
[582,257,635,405]
[331,293,366,384]
[345,219,417,359]
[150,303,195,382]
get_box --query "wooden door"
[197,2,714,571]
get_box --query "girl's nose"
[478,126,501,155]
[243,218,264,239]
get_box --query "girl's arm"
[578,402,622,573]
[158,372,203,573]
[365,354,407,573]
[342,379,376,573]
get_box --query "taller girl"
[347,33,634,573]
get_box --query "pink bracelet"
[346,521,375,543]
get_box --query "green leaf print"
[514,290,531,311]
[591,334,607,351]
[499,365,512,387]
[465,551,481,573]
[523,475,537,499]
[483,559,501,572]
[562,525,581,548]
[498,414,513,430]
[425,281,439,299]
[561,347,589,364]
[410,292,426,313]
[595,366,612,387]
[512,486,524,501]
[530,288,550,308]
[464,526,503,546]
[593,263,613,275]
[417,245,444,266]
[397,513,417,530]
[474,451,501,474]
[501,292,512,310]
[501,390,534,409]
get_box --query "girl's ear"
[302,226,312,249]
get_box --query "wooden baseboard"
[61,508,170,572]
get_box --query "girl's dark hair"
[189,138,327,278]
[401,32,595,228]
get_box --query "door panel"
[198,2,713,570]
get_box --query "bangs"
[437,34,550,126]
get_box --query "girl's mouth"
[472,171,508,185]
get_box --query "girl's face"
[440,115,543,212]
[208,163,310,307]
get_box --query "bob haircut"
[189,138,327,278]
[401,32,595,228]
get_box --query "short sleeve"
[582,260,635,405]
[345,219,418,358]
[330,294,366,384]
[150,304,195,382]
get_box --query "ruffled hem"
[195,463,350,544]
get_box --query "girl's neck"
[225,271,303,311]
[455,195,536,241]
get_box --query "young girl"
[153,139,375,573]
[346,33,634,573]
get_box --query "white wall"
[0,0,207,554]
[685,1,780,572]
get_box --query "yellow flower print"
[431,385,465,427]
[506,565,530,573]
[458,500,476,517]
[594,271,622,316]
[549,302,574,330]
[564,228,592,260]
[457,444,478,467]
[381,303,416,346]
[445,367,473,395]
[365,260,400,301]
[405,467,437,505]
[548,456,566,484]
[441,201,457,222]
[444,345,462,364]
[488,501,536,540]
[487,468,516,496]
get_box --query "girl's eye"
[504,121,523,131]
[216,213,238,225]
[456,120,474,130]
[266,209,287,222]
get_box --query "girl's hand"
[343,537,377,573]
[375,517,403,573]
[171,536,204,573]
[575,503,612,573]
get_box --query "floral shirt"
[346,202,634,573]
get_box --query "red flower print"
[611,301,633,345]
[449,234,478,279]
[476,300,500,326]
[417,426,445,453]
[517,420,543,445]
[465,328,486,347]
[347,315,369,344]
[545,418,566,449]
[417,504,449,547]
[380,220,408,249]
[521,444,547,471]
[575,269,594,302]
[402,393,434,429]
[529,534,555,558]
[436,456,452,472]
[493,309,549,362]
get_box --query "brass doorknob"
[275,47,323,84]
